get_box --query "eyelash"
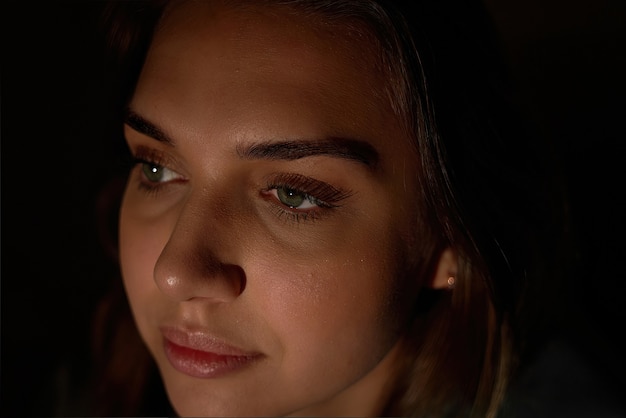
[262,173,352,222]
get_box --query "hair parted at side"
[94,1,563,416]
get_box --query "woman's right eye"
[140,161,181,185]
[129,148,186,194]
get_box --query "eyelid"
[131,146,180,171]
[263,172,353,208]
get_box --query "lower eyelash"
[269,203,320,223]
[136,172,164,196]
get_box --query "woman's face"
[119,1,426,416]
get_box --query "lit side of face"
[119,1,424,416]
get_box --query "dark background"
[2,1,625,416]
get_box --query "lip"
[161,326,263,378]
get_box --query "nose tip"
[153,244,247,303]
[151,187,248,303]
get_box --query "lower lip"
[163,339,260,379]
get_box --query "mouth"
[161,326,263,379]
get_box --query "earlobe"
[429,248,458,290]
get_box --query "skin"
[119,1,454,415]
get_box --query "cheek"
[248,227,405,377]
[118,196,171,340]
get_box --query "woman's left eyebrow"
[237,138,379,168]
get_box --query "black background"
[2,1,625,415]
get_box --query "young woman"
[92,0,566,416]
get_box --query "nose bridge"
[153,187,246,302]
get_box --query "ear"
[428,248,458,290]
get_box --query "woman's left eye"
[271,186,324,210]
[262,174,352,219]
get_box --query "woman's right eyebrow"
[124,108,174,145]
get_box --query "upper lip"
[160,325,261,357]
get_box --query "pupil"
[143,163,162,182]
[278,187,304,208]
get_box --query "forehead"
[133,0,414,169]
[153,1,383,72]
[143,2,395,114]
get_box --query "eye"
[273,186,322,210]
[262,173,353,221]
[140,161,180,185]
[128,146,186,194]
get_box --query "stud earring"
[447,276,456,290]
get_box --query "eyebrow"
[237,138,379,168]
[124,109,174,144]
[124,108,379,167]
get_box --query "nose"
[153,195,246,303]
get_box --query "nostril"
[227,264,247,296]
[199,259,247,297]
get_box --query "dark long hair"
[92,1,566,416]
